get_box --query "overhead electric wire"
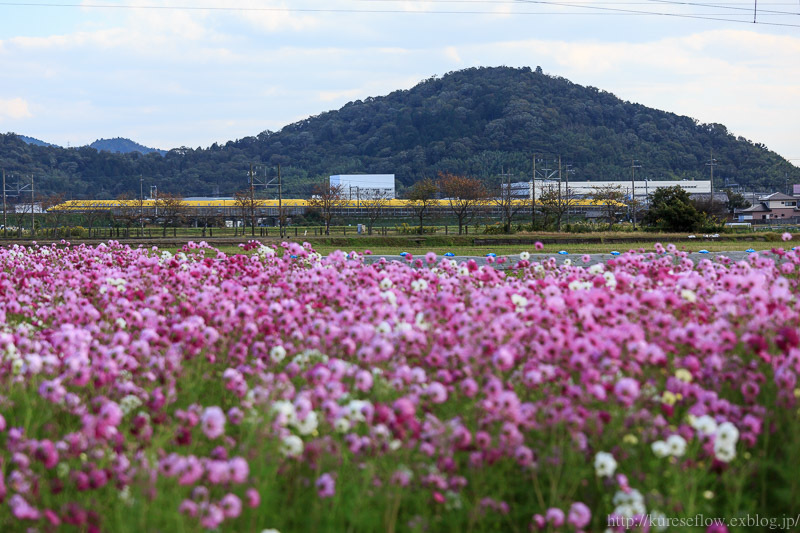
[645,0,798,16]
[513,0,800,24]
[0,0,797,26]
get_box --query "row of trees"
[8,178,749,239]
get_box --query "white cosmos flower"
[379,277,394,290]
[280,435,304,458]
[716,422,739,447]
[681,289,697,303]
[381,291,397,306]
[713,439,736,463]
[294,411,318,435]
[588,263,605,275]
[511,294,528,308]
[691,414,718,437]
[334,417,351,433]
[271,401,297,426]
[666,434,687,457]
[594,451,617,477]
[651,440,670,458]
[270,345,287,363]
[612,489,646,517]
[519,251,530,261]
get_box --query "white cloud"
[0,98,32,120]
[233,0,321,32]
[444,45,461,63]
[318,88,363,102]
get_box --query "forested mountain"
[19,135,59,148]
[89,138,166,156]
[1,66,797,199]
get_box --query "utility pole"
[565,162,572,224]
[557,155,562,232]
[2,168,6,238]
[631,159,641,230]
[706,149,716,198]
[531,154,536,228]
[277,163,283,238]
[30,174,35,238]
[249,163,256,237]
[140,175,144,232]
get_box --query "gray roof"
[736,203,770,213]
[760,192,796,201]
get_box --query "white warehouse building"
[330,174,395,200]
[509,180,711,200]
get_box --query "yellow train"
[50,197,620,211]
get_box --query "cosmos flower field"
[1,239,799,532]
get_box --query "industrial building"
[329,174,395,200]
[508,180,712,200]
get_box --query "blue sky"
[0,1,798,166]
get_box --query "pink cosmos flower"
[228,457,250,484]
[316,473,336,498]
[219,493,242,518]
[782,232,792,241]
[545,507,565,527]
[535,241,544,250]
[200,504,224,529]
[355,370,374,392]
[200,406,226,440]
[246,488,261,508]
[614,377,640,407]
[567,502,591,528]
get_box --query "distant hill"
[90,137,166,156]
[19,135,59,148]
[1,66,798,199]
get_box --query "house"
[735,192,799,222]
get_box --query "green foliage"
[644,186,707,232]
[482,223,512,234]
[395,223,438,234]
[2,67,798,200]
[724,189,751,211]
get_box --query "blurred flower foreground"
[0,239,798,532]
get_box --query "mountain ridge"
[89,137,166,156]
[2,66,797,199]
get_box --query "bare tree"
[492,180,530,234]
[115,193,145,237]
[155,192,188,237]
[81,204,107,238]
[360,188,390,235]
[308,182,347,235]
[590,185,626,224]
[41,193,65,237]
[438,172,487,234]
[405,178,438,234]
[233,189,264,237]
[538,183,576,231]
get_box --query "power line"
[514,0,800,25]
[0,1,798,25]
[646,0,798,16]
